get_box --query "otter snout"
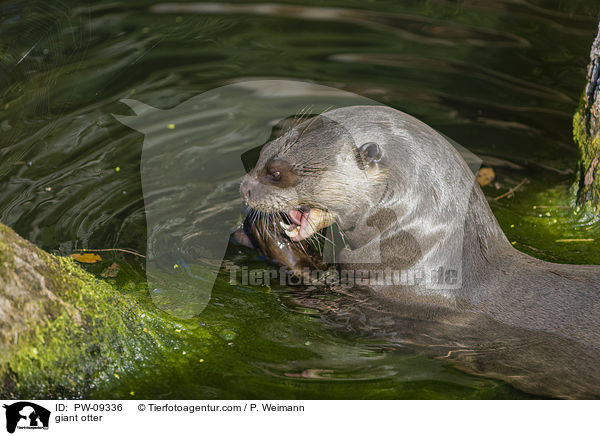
[240,174,274,208]
[240,171,303,216]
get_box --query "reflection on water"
[1,0,599,399]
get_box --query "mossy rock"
[0,223,212,399]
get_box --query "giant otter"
[236,105,600,397]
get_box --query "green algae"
[489,179,600,266]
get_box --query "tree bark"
[574,20,600,210]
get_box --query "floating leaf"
[69,252,102,263]
[476,167,495,187]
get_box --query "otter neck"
[337,183,513,299]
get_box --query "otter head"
[240,114,388,242]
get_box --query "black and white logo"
[3,402,50,434]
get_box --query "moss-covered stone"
[0,223,212,399]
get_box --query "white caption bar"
[0,400,596,436]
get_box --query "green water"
[1,0,600,399]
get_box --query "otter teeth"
[281,208,332,242]
[298,209,322,240]
[279,221,293,231]
[279,220,301,238]
[284,226,300,239]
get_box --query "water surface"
[1,0,599,399]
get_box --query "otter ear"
[357,142,383,168]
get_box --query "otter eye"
[263,158,295,186]
[357,142,383,167]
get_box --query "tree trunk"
[574,20,600,210]
[0,223,158,398]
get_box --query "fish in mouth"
[278,207,334,242]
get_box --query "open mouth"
[279,207,333,241]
